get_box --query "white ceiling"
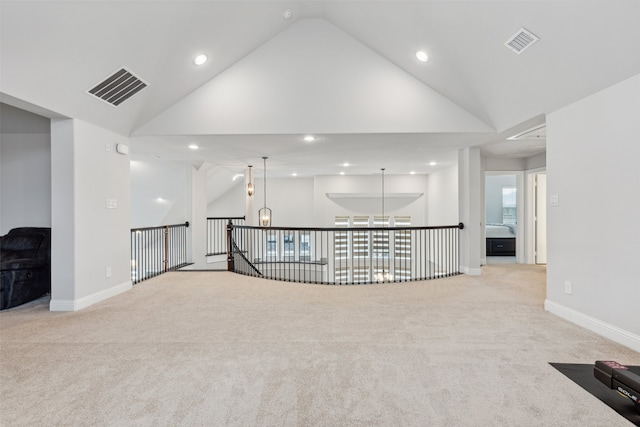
[2,0,640,179]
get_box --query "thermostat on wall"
[116,144,129,155]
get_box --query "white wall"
[484,157,525,171]
[546,73,640,351]
[0,104,51,234]
[525,152,546,170]
[426,164,458,226]
[313,174,428,227]
[207,172,461,228]
[207,181,245,218]
[208,177,316,227]
[50,119,131,310]
[130,160,190,228]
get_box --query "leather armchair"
[0,227,51,310]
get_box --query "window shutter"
[373,216,389,258]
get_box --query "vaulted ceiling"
[2,0,640,180]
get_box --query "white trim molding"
[50,281,132,312]
[545,300,640,353]
[461,266,482,276]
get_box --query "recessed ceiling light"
[282,9,293,20]
[303,135,316,142]
[194,54,207,66]
[156,197,166,203]
[188,144,199,150]
[340,171,345,175]
[429,161,437,166]
[291,172,298,177]
[416,50,429,63]
[343,162,350,167]
[410,171,416,175]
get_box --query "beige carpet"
[1,265,639,426]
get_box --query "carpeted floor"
[1,264,639,426]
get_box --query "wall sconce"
[246,165,255,196]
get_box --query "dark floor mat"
[550,363,640,426]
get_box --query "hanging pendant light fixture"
[381,168,385,220]
[246,165,255,196]
[376,167,393,282]
[258,157,272,227]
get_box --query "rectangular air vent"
[87,67,147,107]
[504,28,539,54]
[507,124,546,141]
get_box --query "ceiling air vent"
[504,28,539,54]
[87,67,147,107]
[507,124,546,141]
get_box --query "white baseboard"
[460,266,482,276]
[50,280,132,312]
[544,299,640,353]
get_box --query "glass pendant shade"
[259,207,272,227]
[246,166,254,196]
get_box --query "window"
[352,216,370,258]
[394,216,411,280]
[373,216,389,259]
[266,230,278,259]
[334,216,350,282]
[299,231,310,262]
[283,233,294,261]
[334,216,349,261]
[502,186,517,225]
[394,216,411,260]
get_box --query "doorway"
[485,173,523,264]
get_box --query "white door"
[535,173,547,264]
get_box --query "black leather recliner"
[0,227,51,310]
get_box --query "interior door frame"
[525,167,547,264]
[484,171,525,264]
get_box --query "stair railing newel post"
[163,225,169,272]
[226,219,234,272]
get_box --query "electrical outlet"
[564,280,572,295]
[106,267,112,278]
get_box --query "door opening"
[485,174,518,263]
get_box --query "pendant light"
[246,165,255,196]
[376,167,392,282]
[258,157,272,227]
[381,168,385,220]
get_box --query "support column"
[458,147,482,275]
[50,118,131,311]
[190,162,213,267]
